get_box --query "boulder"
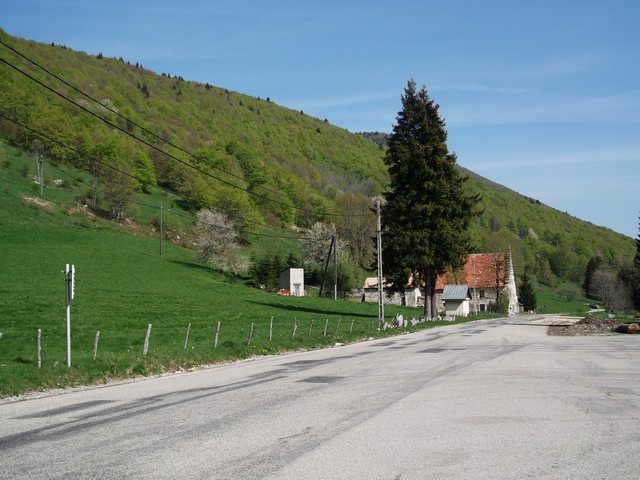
[615,324,629,333]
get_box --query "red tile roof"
[436,253,507,290]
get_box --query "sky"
[3,0,639,238]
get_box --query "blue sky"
[3,0,639,237]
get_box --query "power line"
[0,38,306,206]
[0,55,316,217]
[0,112,301,240]
[0,39,375,220]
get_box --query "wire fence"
[0,315,385,369]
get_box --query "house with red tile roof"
[363,251,519,316]
[436,252,510,314]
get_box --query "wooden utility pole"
[333,234,338,300]
[319,235,336,298]
[160,204,164,259]
[376,200,384,326]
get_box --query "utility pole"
[64,264,75,368]
[319,235,335,298]
[160,204,164,259]
[36,152,45,195]
[376,200,384,326]
[472,257,477,314]
[333,234,338,300]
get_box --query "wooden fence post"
[335,317,342,334]
[143,324,152,355]
[214,321,220,349]
[323,319,329,337]
[36,329,41,369]
[248,322,254,345]
[308,319,314,336]
[350,319,355,334]
[93,331,100,360]
[269,316,273,341]
[184,323,191,349]
[291,318,297,338]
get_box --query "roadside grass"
[0,141,487,398]
[535,283,592,316]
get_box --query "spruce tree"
[518,272,537,312]
[382,79,480,319]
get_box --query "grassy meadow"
[0,140,486,398]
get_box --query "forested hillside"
[0,28,634,294]
[0,28,387,232]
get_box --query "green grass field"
[535,283,593,316]
[1,140,490,398]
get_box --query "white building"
[442,284,472,317]
[279,268,305,296]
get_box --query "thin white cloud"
[465,146,640,171]
[293,90,398,110]
[446,90,640,127]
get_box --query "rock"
[615,324,629,334]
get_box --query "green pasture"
[535,283,593,316]
[0,140,482,397]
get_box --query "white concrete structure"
[279,268,305,296]
[442,284,471,317]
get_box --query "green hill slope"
[0,28,387,228]
[2,138,450,397]
[0,28,634,288]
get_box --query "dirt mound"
[548,316,624,336]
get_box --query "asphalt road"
[1,316,639,479]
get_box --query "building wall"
[279,268,305,296]
[443,299,470,317]
[364,285,508,314]
[437,288,504,313]
[363,288,423,307]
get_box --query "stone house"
[363,250,519,316]
[436,251,518,315]
[362,277,423,308]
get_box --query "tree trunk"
[423,270,437,319]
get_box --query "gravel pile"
[547,316,624,336]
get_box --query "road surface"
[1,316,639,479]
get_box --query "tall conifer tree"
[518,272,537,312]
[382,79,479,318]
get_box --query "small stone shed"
[279,268,305,297]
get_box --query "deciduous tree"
[591,269,631,312]
[334,192,376,268]
[300,222,347,265]
[193,209,249,274]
